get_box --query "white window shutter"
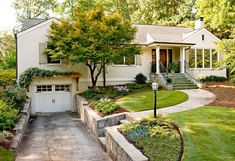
[136,55,142,65]
[39,43,47,64]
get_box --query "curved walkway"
[127,89,215,120]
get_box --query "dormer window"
[202,35,205,41]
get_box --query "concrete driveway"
[16,113,111,161]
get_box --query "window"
[47,55,60,64]
[114,55,135,65]
[37,85,52,92]
[202,35,205,41]
[212,50,218,68]
[196,49,203,68]
[204,49,210,68]
[55,85,70,92]
[189,49,195,68]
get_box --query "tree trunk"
[102,59,106,87]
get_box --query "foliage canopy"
[46,5,140,87]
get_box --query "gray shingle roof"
[134,24,194,45]
[21,19,46,31]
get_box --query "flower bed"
[80,83,151,115]
[120,117,183,161]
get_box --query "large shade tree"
[196,0,235,38]
[216,28,235,75]
[46,4,140,87]
[13,0,58,22]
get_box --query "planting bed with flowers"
[120,117,183,161]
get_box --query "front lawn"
[170,106,235,161]
[0,146,15,161]
[116,90,188,112]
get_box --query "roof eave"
[147,41,196,47]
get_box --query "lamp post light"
[152,82,159,119]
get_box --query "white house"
[16,17,226,114]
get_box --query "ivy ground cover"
[116,90,188,112]
[170,106,235,161]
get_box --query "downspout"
[14,33,18,82]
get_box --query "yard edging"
[10,99,31,151]
[105,125,148,161]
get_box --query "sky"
[0,0,16,31]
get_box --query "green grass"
[0,147,15,161]
[170,106,235,161]
[116,90,188,112]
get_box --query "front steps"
[162,73,198,90]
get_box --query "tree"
[0,32,16,69]
[46,5,140,87]
[13,0,58,22]
[196,0,235,38]
[216,28,235,75]
[130,0,186,25]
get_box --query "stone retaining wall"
[10,99,31,151]
[105,125,148,161]
[76,95,127,137]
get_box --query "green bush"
[0,53,16,69]
[135,73,147,84]
[126,83,151,92]
[1,86,27,108]
[200,75,227,82]
[0,69,16,87]
[81,89,97,100]
[229,77,235,83]
[0,100,19,130]
[0,131,13,141]
[93,100,120,115]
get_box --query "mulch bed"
[203,81,235,108]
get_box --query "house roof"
[134,24,195,45]
[21,19,46,31]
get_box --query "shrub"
[135,73,147,84]
[0,131,13,141]
[81,89,97,100]
[1,86,27,108]
[229,77,235,83]
[93,100,120,115]
[168,63,180,73]
[200,75,227,82]
[0,69,16,87]
[0,53,16,69]
[0,100,19,130]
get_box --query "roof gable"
[134,24,194,44]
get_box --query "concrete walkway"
[127,89,215,120]
[16,113,111,161]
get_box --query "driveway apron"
[16,113,111,161]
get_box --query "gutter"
[147,41,196,46]
[14,33,18,81]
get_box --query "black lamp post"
[152,82,159,119]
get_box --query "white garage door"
[35,85,72,113]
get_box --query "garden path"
[127,89,215,120]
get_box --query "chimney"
[195,17,204,29]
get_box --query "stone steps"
[161,73,198,90]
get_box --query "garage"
[35,84,72,113]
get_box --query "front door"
[160,49,167,68]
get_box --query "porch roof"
[134,24,196,45]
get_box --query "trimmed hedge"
[200,75,227,82]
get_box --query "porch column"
[180,47,186,73]
[156,46,160,73]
